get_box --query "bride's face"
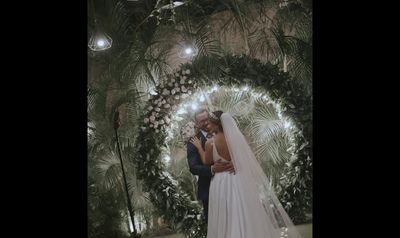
[207,120,219,133]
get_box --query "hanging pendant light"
[88,0,112,52]
[88,29,113,51]
[178,42,198,59]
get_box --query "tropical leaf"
[95,151,123,191]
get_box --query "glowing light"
[178,45,198,58]
[185,48,193,54]
[149,88,158,95]
[88,31,113,51]
[191,103,198,110]
[97,39,105,47]
[177,108,186,114]
[212,85,218,92]
[164,155,171,162]
[284,121,292,129]
[160,1,185,9]
[199,95,205,102]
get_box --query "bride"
[190,111,302,238]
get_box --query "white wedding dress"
[206,113,302,238]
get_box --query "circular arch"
[133,55,312,236]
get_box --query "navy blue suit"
[187,131,212,223]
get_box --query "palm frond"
[95,151,123,191]
[210,87,254,119]
[246,99,283,141]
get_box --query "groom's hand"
[213,159,235,174]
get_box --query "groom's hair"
[194,107,208,122]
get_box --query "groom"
[187,108,234,223]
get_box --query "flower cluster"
[135,55,312,235]
[142,68,197,133]
[181,120,197,142]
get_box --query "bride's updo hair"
[209,110,224,131]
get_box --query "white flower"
[180,79,185,84]
[141,127,146,131]
[156,113,160,117]
[154,121,159,127]
[172,105,177,111]
[181,93,187,99]
[165,117,170,124]
[152,111,156,116]
[168,82,173,87]
[155,107,160,112]
[158,102,162,107]
[185,69,190,74]
[175,73,179,77]
[188,90,192,95]
[155,129,159,133]
[149,124,154,128]
[171,89,176,95]
[153,100,158,105]
[175,83,179,87]
[148,106,153,111]
[164,104,171,108]
[150,116,156,122]
[181,76,187,81]
[181,86,187,92]
[188,80,193,84]
[162,89,170,95]
[159,119,165,125]
[144,118,150,123]
[175,95,180,100]
[171,78,175,83]
[175,87,180,92]
[181,70,186,75]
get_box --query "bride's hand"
[190,137,202,150]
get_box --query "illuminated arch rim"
[134,55,312,237]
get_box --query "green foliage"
[133,55,311,236]
[88,176,130,238]
[88,0,312,235]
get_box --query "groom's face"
[195,111,209,132]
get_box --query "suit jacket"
[187,131,212,201]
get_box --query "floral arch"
[133,55,312,237]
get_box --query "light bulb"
[164,155,171,162]
[97,39,105,47]
[185,48,193,54]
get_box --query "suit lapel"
[197,131,206,150]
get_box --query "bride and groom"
[186,109,302,238]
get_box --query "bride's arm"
[189,137,214,165]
